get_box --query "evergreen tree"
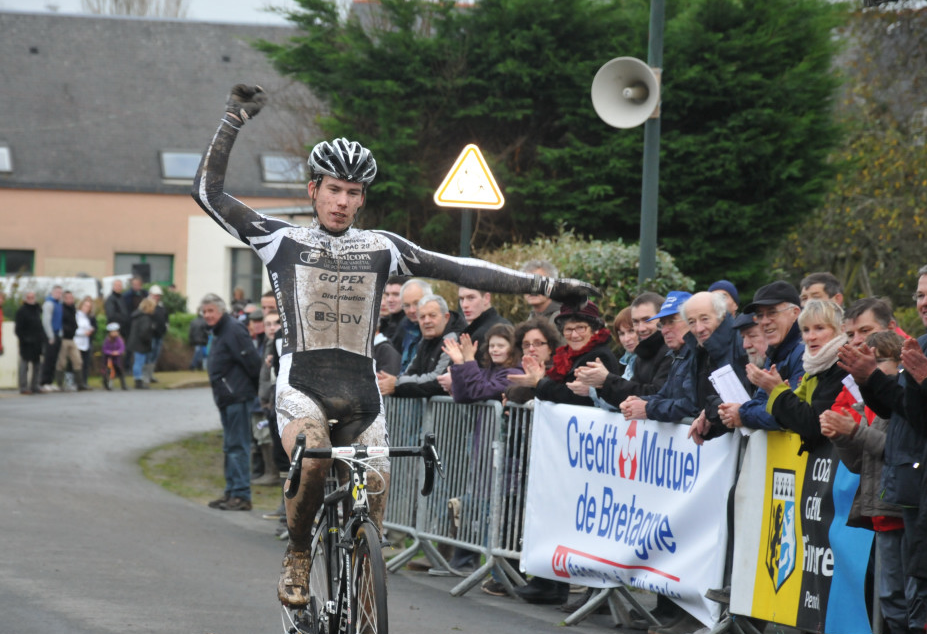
[258,0,844,289]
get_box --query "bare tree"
[81,0,189,18]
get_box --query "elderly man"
[717,281,804,432]
[377,294,465,398]
[620,291,698,423]
[521,260,562,324]
[839,273,927,633]
[684,292,750,443]
[202,293,263,511]
[733,312,768,368]
[39,285,63,392]
[391,278,432,373]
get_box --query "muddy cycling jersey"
[192,117,552,441]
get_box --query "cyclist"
[192,84,597,607]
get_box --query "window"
[230,248,264,305]
[0,145,12,173]
[114,253,173,285]
[261,154,306,184]
[159,151,201,180]
[0,249,34,275]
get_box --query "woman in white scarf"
[747,300,848,453]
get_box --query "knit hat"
[106,322,121,332]
[708,280,739,305]
[647,291,693,321]
[554,301,604,331]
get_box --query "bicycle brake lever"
[419,433,445,496]
[284,433,306,499]
[423,433,446,479]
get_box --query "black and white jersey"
[192,116,547,437]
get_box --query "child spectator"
[442,323,524,402]
[102,322,128,391]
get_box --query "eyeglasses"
[521,340,549,350]
[913,292,926,303]
[752,306,795,322]
[562,324,590,336]
[657,316,683,329]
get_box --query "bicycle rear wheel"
[352,521,388,634]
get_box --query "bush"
[472,226,696,322]
[895,307,924,340]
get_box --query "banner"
[730,431,873,634]
[521,401,740,626]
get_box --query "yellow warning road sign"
[433,144,505,209]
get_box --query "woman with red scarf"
[531,301,620,407]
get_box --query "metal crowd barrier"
[381,396,427,571]
[380,395,885,634]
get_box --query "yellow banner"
[750,432,806,626]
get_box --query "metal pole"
[638,0,665,288]
[460,209,473,258]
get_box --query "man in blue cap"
[619,291,699,423]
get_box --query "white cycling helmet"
[308,138,377,189]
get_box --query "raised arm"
[191,85,290,245]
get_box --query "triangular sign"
[433,144,505,210]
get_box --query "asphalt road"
[0,387,638,634]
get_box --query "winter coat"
[768,362,848,455]
[642,338,700,423]
[739,321,806,430]
[450,360,524,403]
[693,315,751,437]
[902,334,927,579]
[60,303,78,340]
[830,407,902,528]
[373,333,401,376]
[104,291,130,334]
[151,303,168,338]
[597,330,671,407]
[127,309,154,354]
[860,333,927,509]
[188,316,209,346]
[394,312,466,398]
[536,339,621,407]
[14,302,45,362]
[207,312,262,408]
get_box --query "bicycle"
[280,431,444,634]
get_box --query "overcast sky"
[0,0,295,24]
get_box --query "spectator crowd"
[9,264,927,634]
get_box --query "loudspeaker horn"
[591,57,661,129]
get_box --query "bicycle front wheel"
[352,521,388,634]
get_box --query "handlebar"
[283,432,445,499]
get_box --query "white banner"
[521,401,740,626]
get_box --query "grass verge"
[136,371,281,513]
[140,429,283,512]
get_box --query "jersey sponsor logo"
[299,249,323,264]
[306,301,364,331]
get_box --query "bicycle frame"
[281,434,443,634]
